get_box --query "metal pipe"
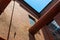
[7,0,15,40]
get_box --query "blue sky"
[24,0,52,13]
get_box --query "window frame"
[19,0,58,19]
[29,15,36,26]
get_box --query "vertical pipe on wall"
[7,0,15,40]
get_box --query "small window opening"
[29,15,36,26]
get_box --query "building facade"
[0,0,45,40]
[0,0,60,40]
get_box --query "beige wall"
[0,1,13,40]
[0,1,45,40]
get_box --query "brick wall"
[0,1,45,40]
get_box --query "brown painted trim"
[0,0,11,15]
[45,27,54,40]
[29,0,60,35]
[18,0,58,19]
[54,13,60,26]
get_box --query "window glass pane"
[24,0,52,13]
[52,20,60,28]
[29,18,35,26]
[48,20,60,31]
[29,15,35,26]
[48,20,60,40]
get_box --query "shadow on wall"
[29,33,36,40]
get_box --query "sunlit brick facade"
[0,0,60,40]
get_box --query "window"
[48,20,60,31]
[29,15,35,26]
[52,20,60,28]
[24,0,52,13]
[48,20,60,40]
[20,0,57,18]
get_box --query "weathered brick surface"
[0,1,45,40]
